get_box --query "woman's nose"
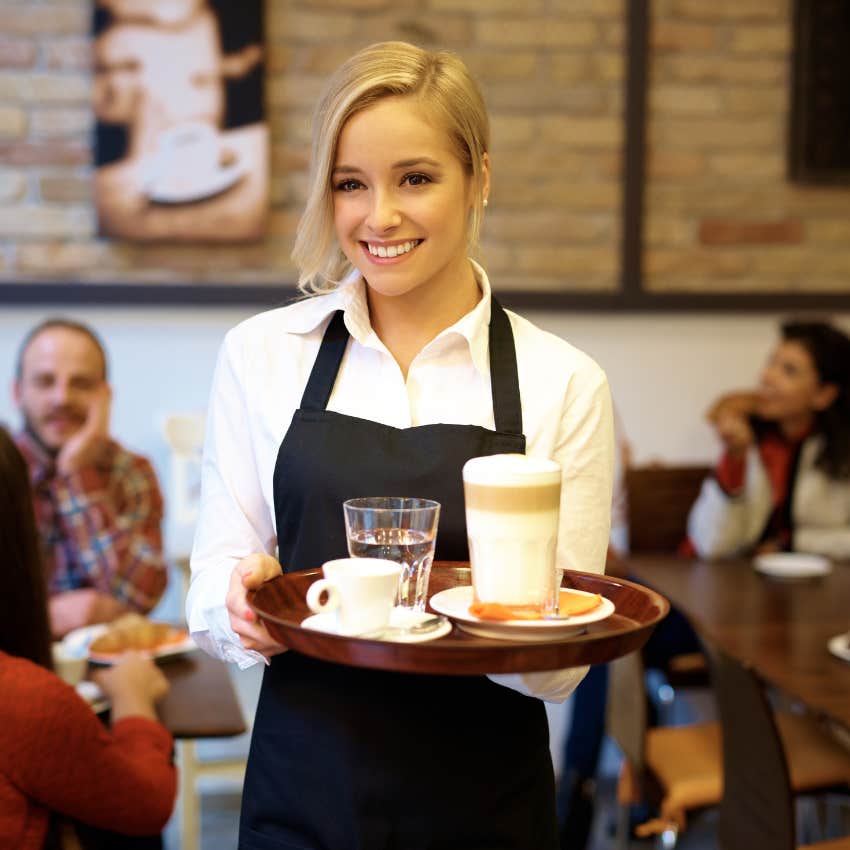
[366,190,402,232]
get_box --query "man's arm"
[50,450,168,633]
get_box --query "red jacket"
[0,652,176,849]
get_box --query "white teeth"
[367,240,419,257]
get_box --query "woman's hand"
[226,554,287,658]
[92,651,169,722]
[713,411,755,457]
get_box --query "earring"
[483,198,489,207]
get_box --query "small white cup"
[306,557,402,635]
[52,641,87,687]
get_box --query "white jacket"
[687,435,850,560]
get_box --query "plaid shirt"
[16,430,168,613]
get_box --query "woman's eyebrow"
[332,157,443,176]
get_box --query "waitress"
[188,41,614,850]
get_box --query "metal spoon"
[357,615,448,640]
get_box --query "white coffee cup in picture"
[147,121,220,191]
[305,557,402,635]
[463,454,561,612]
[52,641,88,687]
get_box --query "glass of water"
[343,497,441,611]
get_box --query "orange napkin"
[469,590,603,621]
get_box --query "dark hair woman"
[0,427,177,850]
[688,320,850,559]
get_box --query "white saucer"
[828,633,850,663]
[301,607,452,643]
[428,586,615,642]
[76,680,110,715]
[752,552,832,580]
[145,158,245,204]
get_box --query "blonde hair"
[292,41,490,295]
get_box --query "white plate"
[828,633,850,663]
[76,680,110,715]
[63,623,196,665]
[752,552,832,580]
[428,586,615,642]
[145,159,245,204]
[301,607,452,643]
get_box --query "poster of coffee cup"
[93,0,268,241]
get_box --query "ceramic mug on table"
[463,453,561,613]
[306,557,402,635]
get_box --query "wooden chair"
[607,648,850,849]
[710,645,850,850]
[625,464,710,555]
[626,464,712,692]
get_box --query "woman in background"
[188,40,614,850]
[688,320,850,559]
[0,427,176,850]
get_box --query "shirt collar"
[276,260,494,376]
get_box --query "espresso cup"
[463,454,561,612]
[305,557,402,635]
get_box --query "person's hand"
[57,383,112,476]
[705,390,760,425]
[713,411,755,457]
[92,651,169,722]
[49,588,129,639]
[226,554,286,658]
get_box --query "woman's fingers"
[226,559,286,657]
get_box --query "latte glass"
[463,454,561,612]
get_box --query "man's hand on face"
[56,384,113,476]
[49,587,129,638]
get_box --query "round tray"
[248,563,669,675]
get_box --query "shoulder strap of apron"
[299,300,523,437]
[489,297,523,436]
[299,310,349,411]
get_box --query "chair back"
[708,644,796,850]
[626,465,710,553]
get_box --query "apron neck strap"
[299,300,524,437]
[488,297,523,436]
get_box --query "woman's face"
[757,340,836,425]
[332,96,482,301]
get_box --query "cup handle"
[306,579,339,614]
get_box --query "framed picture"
[92,0,269,241]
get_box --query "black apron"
[239,299,558,850]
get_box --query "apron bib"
[239,299,558,850]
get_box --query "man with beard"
[13,319,167,638]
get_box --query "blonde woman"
[188,41,613,850]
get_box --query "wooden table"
[156,649,246,739]
[627,555,850,733]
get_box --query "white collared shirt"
[188,263,614,697]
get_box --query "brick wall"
[645,0,850,294]
[1,1,846,295]
[0,0,623,290]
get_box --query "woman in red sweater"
[0,427,177,850]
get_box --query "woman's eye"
[404,173,431,187]
[334,179,362,192]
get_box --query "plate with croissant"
[63,613,195,664]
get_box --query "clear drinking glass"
[343,497,441,611]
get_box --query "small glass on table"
[343,497,440,612]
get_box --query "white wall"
[3,304,849,554]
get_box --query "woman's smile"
[361,239,423,261]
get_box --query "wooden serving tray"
[248,563,669,675]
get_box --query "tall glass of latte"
[462,454,561,612]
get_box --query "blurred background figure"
[0,426,176,850]
[13,318,167,638]
[687,320,850,560]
